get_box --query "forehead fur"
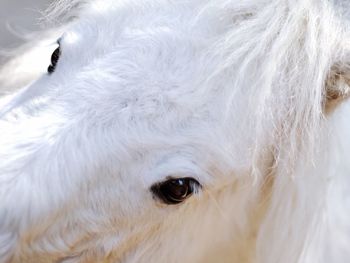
[3,0,350,164]
[1,0,349,172]
[60,0,349,155]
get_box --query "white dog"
[0,0,350,262]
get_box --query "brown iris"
[151,178,200,205]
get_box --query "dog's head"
[1,1,350,262]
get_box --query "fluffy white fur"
[0,0,350,262]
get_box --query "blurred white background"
[0,0,53,49]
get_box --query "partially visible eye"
[151,177,201,205]
[48,44,61,74]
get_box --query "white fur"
[0,0,350,262]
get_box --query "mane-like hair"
[44,0,88,24]
[203,2,350,261]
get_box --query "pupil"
[167,179,188,199]
[48,47,61,74]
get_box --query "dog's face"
[2,1,350,262]
[0,2,260,262]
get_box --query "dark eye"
[151,178,201,205]
[48,45,61,74]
